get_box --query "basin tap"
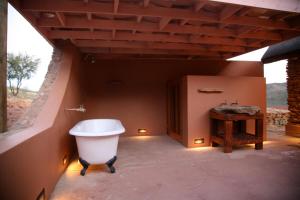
[65,104,86,112]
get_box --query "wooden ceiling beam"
[70,38,76,45]
[38,17,235,36]
[144,0,150,8]
[22,0,295,30]
[39,17,283,41]
[55,12,66,26]
[159,17,171,30]
[219,5,242,29]
[150,0,173,8]
[195,1,207,12]
[180,19,189,26]
[273,12,300,21]
[75,40,246,53]
[92,54,223,60]
[86,12,93,32]
[223,15,290,30]
[114,0,119,14]
[87,12,92,20]
[133,16,143,34]
[238,30,282,40]
[112,29,116,39]
[80,47,224,57]
[91,55,168,60]
[219,5,242,21]
[48,30,261,47]
[137,16,143,23]
[236,26,256,35]
[247,39,262,47]
[236,7,251,16]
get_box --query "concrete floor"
[50,132,300,200]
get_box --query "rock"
[213,105,261,115]
[267,108,290,127]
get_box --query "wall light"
[63,155,68,165]
[138,129,147,134]
[194,138,204,144]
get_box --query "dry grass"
[7,88,37,128]
[7,88,37,100]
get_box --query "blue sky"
[7,4,287,91]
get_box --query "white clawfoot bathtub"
[69,119,125,175]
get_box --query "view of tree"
[7,53,40,96]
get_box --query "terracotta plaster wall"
[182,76,266,148]
[0,44,83,200]
[82,60,263,137]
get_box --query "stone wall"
[287,57,300,124]
[267,108,289,127]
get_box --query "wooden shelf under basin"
[212,132,262,146]
[210,110,264,153]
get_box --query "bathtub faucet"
[65,104,86,112]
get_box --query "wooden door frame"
[166,79,182,143]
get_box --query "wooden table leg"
[211,119,219,147]
[255,119,263,150]
[224,120,233,153]
[212,141,219,147]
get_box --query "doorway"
[167,80,182,142]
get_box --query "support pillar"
[286,57,300,137]
[0,0,7,133]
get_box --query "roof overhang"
[8,0,300,60]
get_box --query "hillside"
[7,88,37,128]
[8,88,37,99]
[267,83,287,108]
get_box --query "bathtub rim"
[69,119,125,137]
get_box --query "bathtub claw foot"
[106,156,117,173]
[79,158,90,176]
[109,166,116,173]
